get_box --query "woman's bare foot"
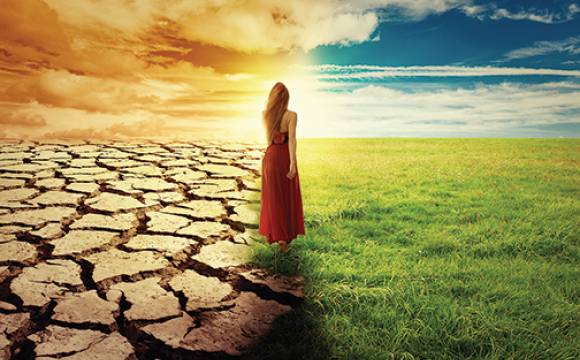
[278,241,289,253]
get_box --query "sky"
[1,0,579,140]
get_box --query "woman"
[259,82,305,253]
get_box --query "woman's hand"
[287,162,296,179]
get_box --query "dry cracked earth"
[0,138,304,360]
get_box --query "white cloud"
[460,4,488,18]
[278,64,580,138]
[304,64,580,80]
[490,8,556,23]
[502,36,580,62]
[295,82,580,137]
[357,0,473,21]
[461,3,580,24]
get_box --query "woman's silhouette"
[259,82,305,253]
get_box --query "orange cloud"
[0,0,70,53]
[1,0,383,139]
[3,69,164,114]
[43,118,168,139]
[44,0,380,54]
[0,0,72,74]
[0,110,47,126]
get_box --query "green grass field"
[243,138,580,360]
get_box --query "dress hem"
[260,232,305,245]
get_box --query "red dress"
[259,131,305,244]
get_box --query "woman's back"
[278,110,296,133]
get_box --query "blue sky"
[286,0,580,138]
[313,1,580,68]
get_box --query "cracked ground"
[0,138,304,360]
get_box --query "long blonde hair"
[262,82,289,144]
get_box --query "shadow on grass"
[241,306,330,360]
[241,240,331,360]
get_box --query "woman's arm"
[287,111,298,179]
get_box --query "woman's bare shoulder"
[279,110,295,132]
[286,110,297,120]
